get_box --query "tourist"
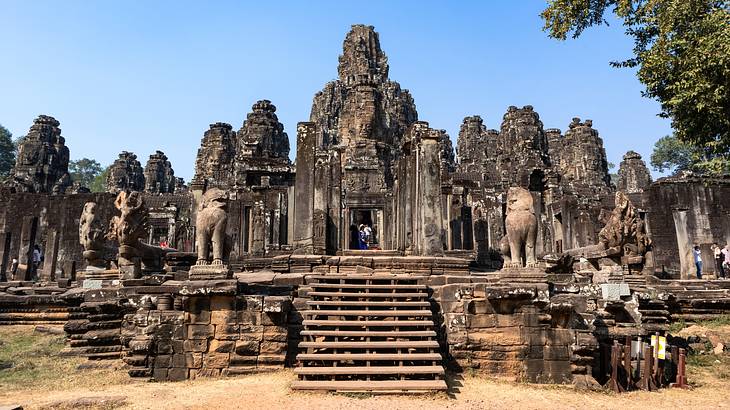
[693,245,702,279]
[713,243,725,279]
[364,224,373,246]
[358,224,368,250]
[32,244,42,279]
[10,258,18,278]
[723,244,730,275]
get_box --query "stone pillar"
[414,125,444,256]
[293,122,316,252]
[40,230,60,282]
[18,216,38,281]
[0,232,11,282]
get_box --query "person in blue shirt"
[693,245,703,279]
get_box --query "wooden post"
[607,341,625,393]
[638,345,657,391]
[623,336,633,390]
[672,348,689,388]
[670,345,680,384]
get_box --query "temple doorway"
[348,208,380,249]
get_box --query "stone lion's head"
[200,188,228,211]
[506,186,534,213]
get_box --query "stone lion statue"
[499,187,538,268]
[195,188,230,265]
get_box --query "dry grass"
[0,325,130,393]
[0,326,729,409]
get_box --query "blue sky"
[0,1,672,181]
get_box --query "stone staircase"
[292,275,447,392]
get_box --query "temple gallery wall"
[0,25,728,393]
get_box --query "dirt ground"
[2,325,730,410]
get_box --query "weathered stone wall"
[644,177,730,278]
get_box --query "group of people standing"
[350,224,374,250]
[693,243,730,279]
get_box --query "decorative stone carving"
[616,151,652,194]
[144,150,176,194]
[107,152,145,194]
[500,187,538,268]
[191,122,236,190]
[78,202,106,270]
[190,188,231,279]
[598,190,651,262]
[10,115,72,194]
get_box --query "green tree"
[650,134,703,173]
[0,124,15,177]
[69,158,103,188]
[542,0,730,175]
[88,166,110,193]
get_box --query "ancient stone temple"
[144,150,176,194]
[295,24,418,253]
[107,151,145,193]
[10,115,72,194]
[617,150,652,194]
[0,23,729,395]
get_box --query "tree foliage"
[650,134,704,173]
[0,124,15,178]
[69,158,103,188]
[542,0,730,175]
[88,166,109,193]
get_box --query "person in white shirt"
[364,224,373,246]
[712,243,725,279]
[693,245,703,279]
[32,245,42,279]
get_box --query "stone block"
[204,352,230,368]
[466,314,496,328]
[215,324,240,340]
[168,367,188,381]
[238,311,261,325]
[210,296,235,311]
[186,297,210,314]
[241,295,263,311]
[172,339,185,353]
[261,312,286,326]
[235,340,260,356]
[545,328,574,346]
[172,354,186,368]
[186,353,203,368]
[496,314,523,327]
[543,345,570,360]
[183,339,208,353]
[467,299,493,314]
[263,296,291,313]
[468,328,521,347]
[209,339,235,353]
[154,355,172,368]
[272,273,304,286]
[263,326,288,342]
[187,324,215,339]
[257,354,285,366]
[446,330,467,345]
[156,342,174,355]
[440,300,467,314]
[152,367,169,381]
[259,341,287,355]
[211,310,237,325]
[229,354,257,366]
[444,313,467,330]
[240,324,264,339]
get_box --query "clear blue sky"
[0,0,672,182]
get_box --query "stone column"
[414,125,444,256]
[0,232,11,282]
[18,216,38,281]
[293,122,316,252]
[40,230,60,282]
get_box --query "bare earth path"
[3,369,730,410]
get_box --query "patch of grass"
[0,325,130,393]
[668,318,686,334]
[686,353,717,368]
[696,314,730,328]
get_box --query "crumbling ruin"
[0,24,728,394]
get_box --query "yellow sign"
[657,336,667,360]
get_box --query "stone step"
[291,380,447,392]
[300,330,437,338]
[306,275,425,281]
[303,319,434,327]
[306,300,431,307]
[298,340,439,349]
[309,283,427,290]
[308,291,427,299]
[303,310,432,317]
[294,365,444,375]
[297,352,442,361]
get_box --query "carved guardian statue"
[500,187,538,268]
[79,201,106,269]
[190,188,232,279]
